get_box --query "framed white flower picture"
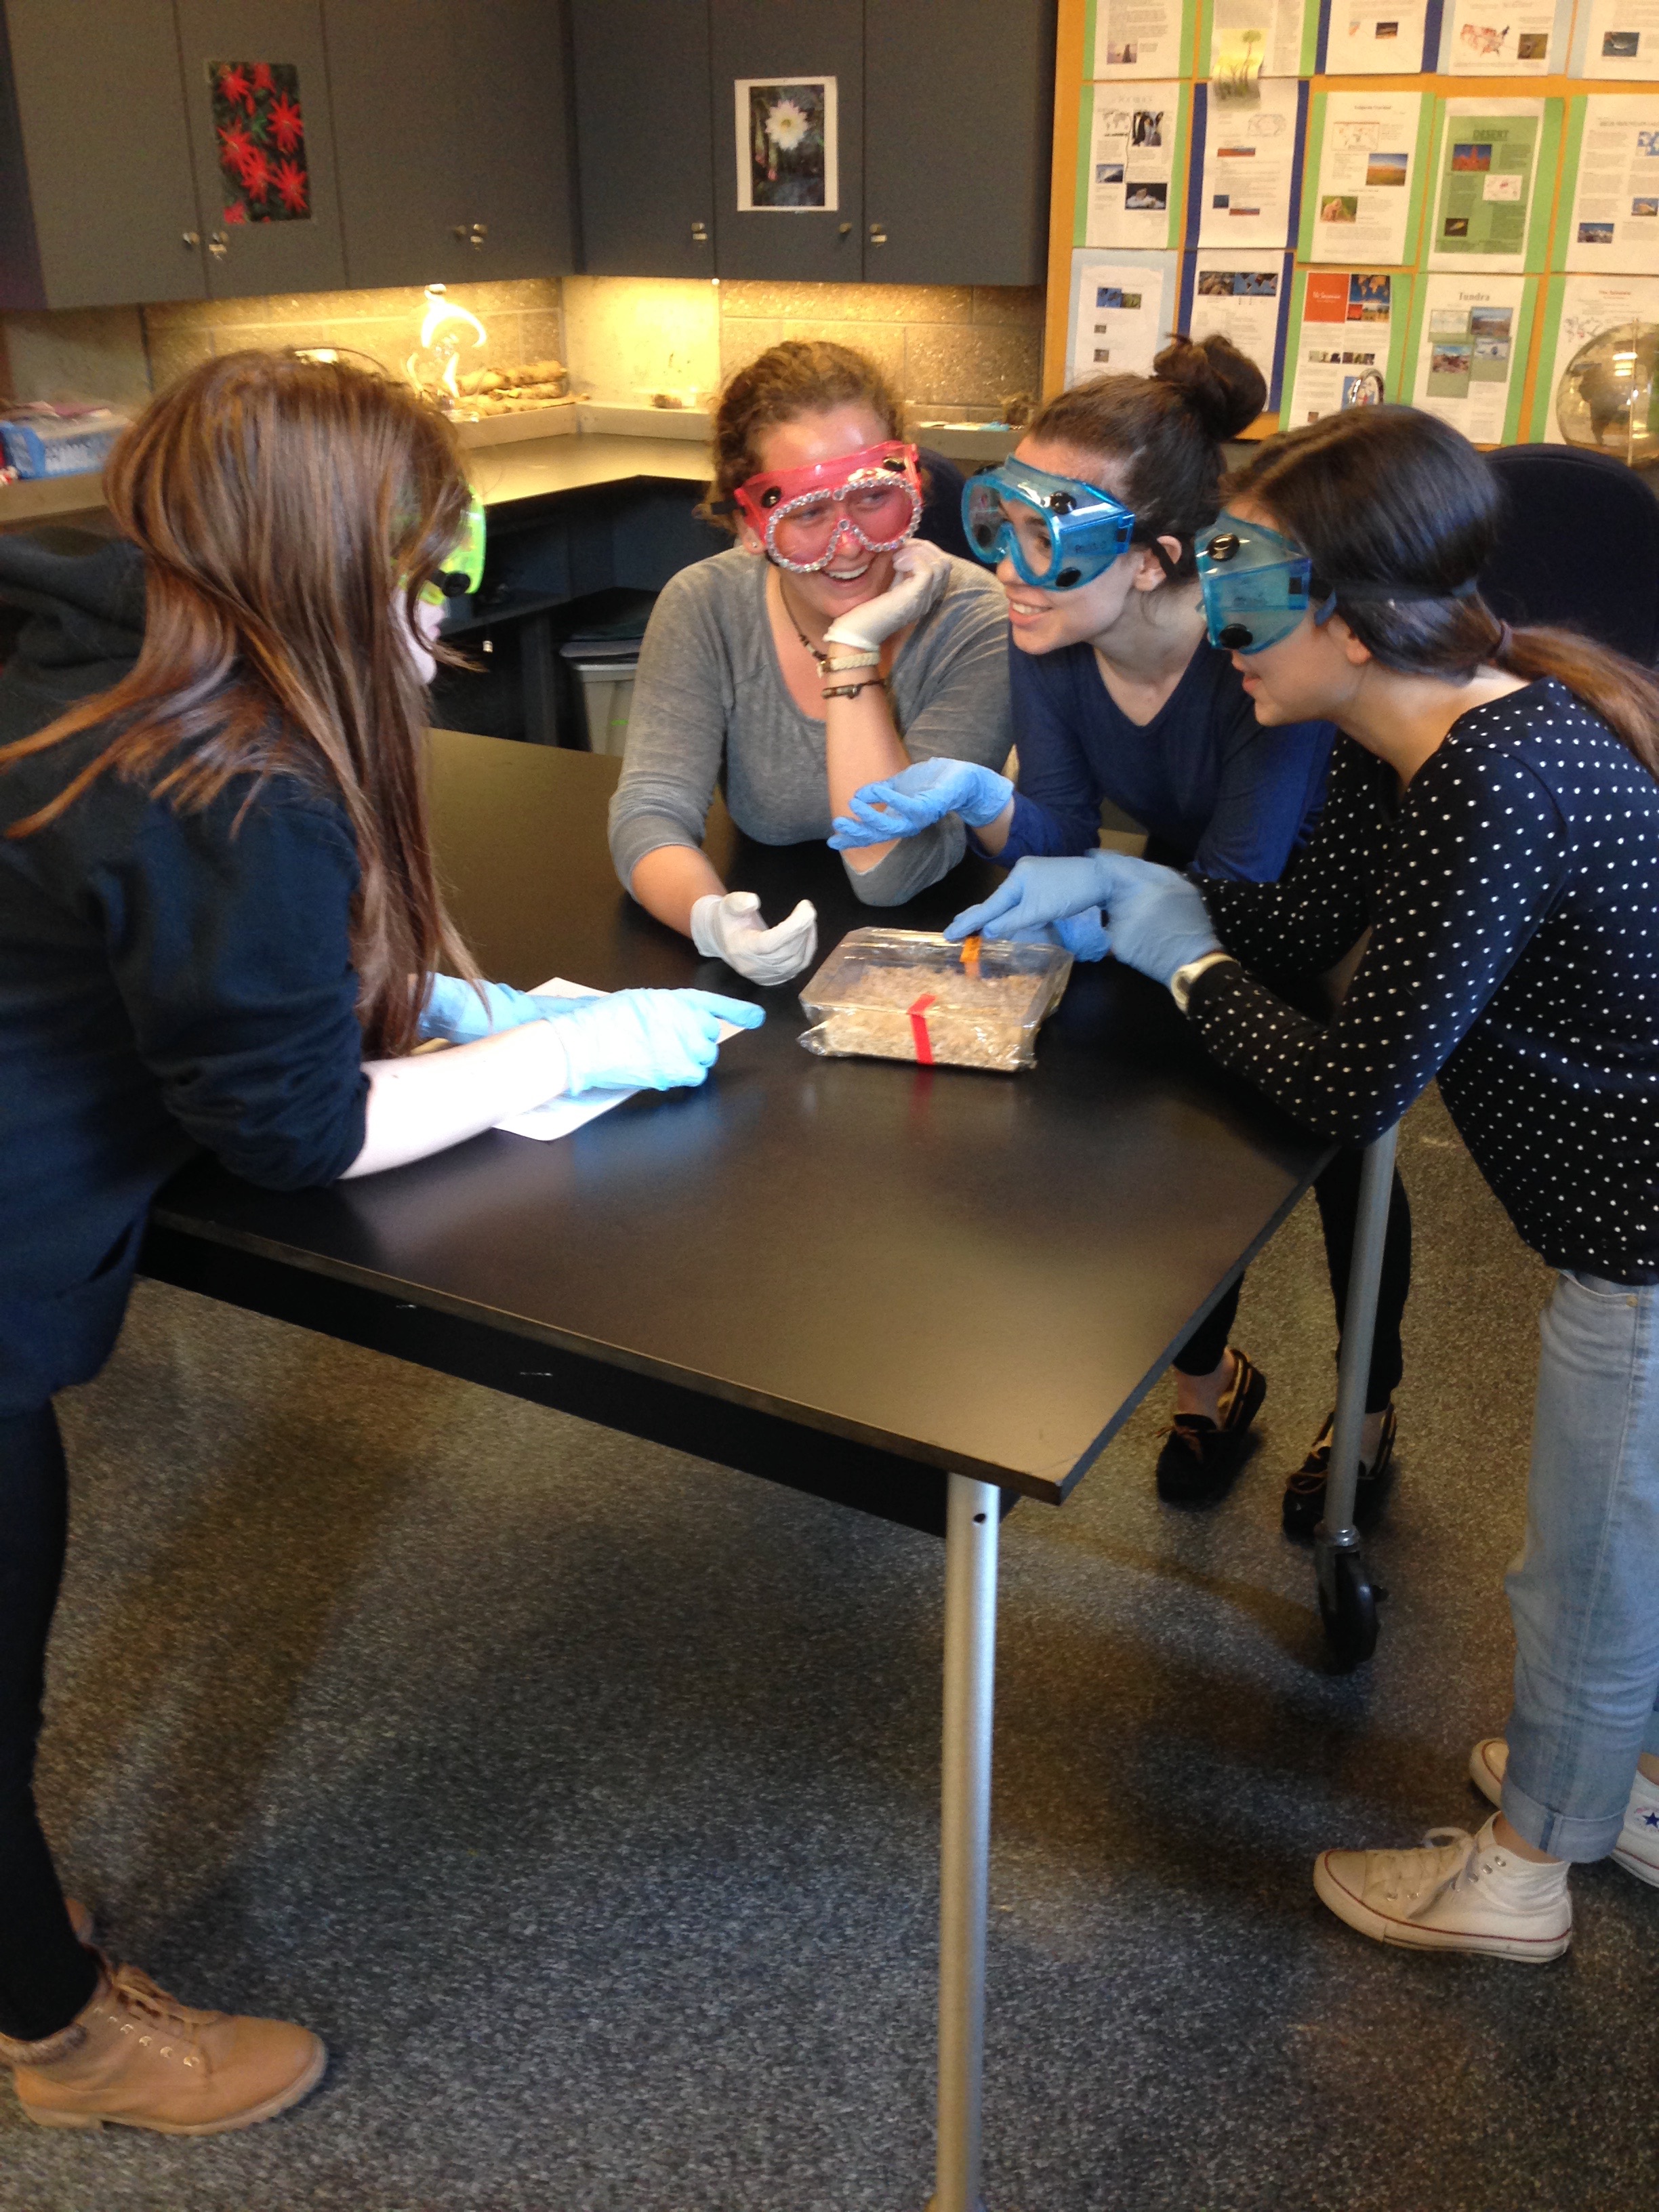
[735,77,838,211]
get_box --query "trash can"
[560,638,639,755]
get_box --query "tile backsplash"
[2,274,1043,426]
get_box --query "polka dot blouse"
[1187,678,1659,1283]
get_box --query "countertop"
[0,414,1019,535]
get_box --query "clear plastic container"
[798,928,1073,1073]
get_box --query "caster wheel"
[1319,1547,1378,1670]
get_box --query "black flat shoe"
[1156,1350,1267,1507]
[1282,1404,1397,1540]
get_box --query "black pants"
[0,1404,100,2042]
[1172,1149,1412,1417]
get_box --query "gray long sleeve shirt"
[607,548,1012,907]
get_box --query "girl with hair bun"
[949,401,1659,1961]
[837,333,1410,1528]
[607,339,1012,984]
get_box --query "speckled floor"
[4,1084,1654,2212]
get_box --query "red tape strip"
[907,991,937,1065]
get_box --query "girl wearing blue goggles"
[832,337,1412,1523]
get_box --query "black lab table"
[141,734,1327,2211]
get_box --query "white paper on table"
[1572,0,1659,79]
[1535,271,1659,439]
[1283,268,1404,424]
[1323,0,1431,72]
[1193,79,1305,250]
[1093,0,1191,77]
[1409,272,1530,443]
[1440,0,1569,73]
[1083,83,1181,248]
[1561,98,1659,274]
[1307,90,1425,266]
[1065,247,1181,382]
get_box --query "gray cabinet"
[571,1,714,278]
[709,0,863,283]
[0,0,207,309]
[865,0,1055,287]
[173,0,346,296]
[571,0,1055,287]
[326,0,573,289]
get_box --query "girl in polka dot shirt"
[948,405,1659,1965]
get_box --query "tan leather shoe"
[3,1956,325,2135]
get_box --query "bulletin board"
[1040,0,1659,444]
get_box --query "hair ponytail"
[1229,405,1659,781]
[1021,333,1264,578]
[1490,621,1659,780]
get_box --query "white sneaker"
[1313,1814,1572,1960]
[1469,1737,1659,1887]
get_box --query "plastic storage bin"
[798,928,1073,1073]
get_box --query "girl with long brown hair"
[0,352,760,2135]
[607,338,1012,983]
[948,403,1659,1963]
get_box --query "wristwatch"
[1170,950,1235,1013]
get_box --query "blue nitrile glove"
[418,972,588,1043]
[828,758,1015,849]
[945,851,1221,987]
[548,988,764,1095]
[1092,865,1223,989]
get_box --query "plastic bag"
[798,928,1072,1073]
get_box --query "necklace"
[777,575,829,666]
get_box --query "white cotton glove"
[823,537,953,651]
[690,890,819,984]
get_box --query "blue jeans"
[1502,1271,1659,1862]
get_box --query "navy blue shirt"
[0,720,369,1410]
[998,636,1336,883]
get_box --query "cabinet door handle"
[207,231,228,260]
[181,230,201,249]
[868,223,887,245]
[452,222,488,248]
[691,221,710,243]
[838,222,852,236]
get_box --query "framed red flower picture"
[210,60,310,224]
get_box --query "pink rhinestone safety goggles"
[731,440,924,572]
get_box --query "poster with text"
[1188,79,1307,249]
[1199,0,1318,87]
[1079,83,1187,248]
[1066,249,1182,383]
[1570,0,1659,79]
[1317,0,1435,73]
[1554,98,1659,274]
[1088,0,1197,78]
[1179,250,1292,402]
[1283,268,1415,423]
[1427,99,1559,272]
[1530,272,1659,440]
[1302,90,1431,266]
[1406,272,1536,441]
[1438,0,1569,71]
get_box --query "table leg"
[1321,1122,1399,1538]
[927,1472,999,2212]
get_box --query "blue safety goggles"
[962,459,1136,591]
[1195,512,1322,654]
[1197,510,1486,654]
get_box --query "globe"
[1555,322,1659,468]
